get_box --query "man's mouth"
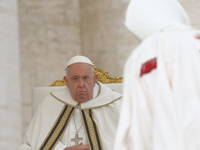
[78,91,86,94]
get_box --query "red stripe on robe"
[140,57,157,77]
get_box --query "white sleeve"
[54,142,67,150]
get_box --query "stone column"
[0,0,22,149]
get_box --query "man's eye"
[72,77,78,82]
[83,76,90,81]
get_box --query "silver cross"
[71,133,83,145]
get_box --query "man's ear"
[94,74,98,83]
[63,76,68,85]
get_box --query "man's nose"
[78,79,84,87]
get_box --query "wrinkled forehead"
[66,63,94,76]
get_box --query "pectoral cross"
[71,133,83,145]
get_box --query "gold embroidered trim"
[96,81,101,97]
[39,105,75,150]
[50,92,78,107]
[90,109,103,150]
[81,109,103,150]
[81,96,122,110]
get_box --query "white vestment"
[20,82,122,150]
[114,0,200,150]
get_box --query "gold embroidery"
[81,96,122,110]
[96,81,101,97]
[50,92,78,107]
[39,105,75,150]
[81,109,103,150]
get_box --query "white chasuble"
[114,26,200,150]
[20,82,122,150]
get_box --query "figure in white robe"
[20,56,122,150]
[114,0,200,150]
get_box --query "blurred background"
[0,0,199,149]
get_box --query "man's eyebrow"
[71,75,78,78]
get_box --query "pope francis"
[20,55,122,150]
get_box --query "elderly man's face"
[64,63,98,103]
